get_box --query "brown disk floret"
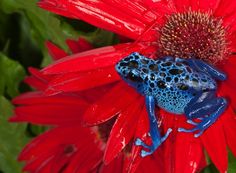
[159,11,227,64]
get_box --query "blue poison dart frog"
[115,52,228,157]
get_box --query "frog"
[115,52,228,157]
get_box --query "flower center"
[159,11,227,64]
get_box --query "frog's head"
[115,52,150,89]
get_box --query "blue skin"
[115,52,228,157]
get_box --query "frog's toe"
[161,128,172,142]
[187,119,198,125]
[178,127,198,133]
[135,138,150,149]
[135,138,155,157]
[141,149,153,157]
[135,129,172,157]
[178,124,206,137]
[194,130,204,138]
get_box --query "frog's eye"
[127,72,143,82]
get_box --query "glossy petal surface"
[43,43,157,74]
[45,66,120,95]
[46,41,68,60]
[104,97,144,164]
[11,92,88,125]
[19,125,103,173]
[201,119,228,173]
[66,38,93,54]
[84,82,139,125]
[38,0,160,41]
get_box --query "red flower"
[12,39,163,173]
[12,0,236,173]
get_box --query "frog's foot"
[135,128,172,157]
[186,119,198,125]
[178,126,204,138]
[186,118,204,125]
[179,98,227,137]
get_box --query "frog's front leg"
[135,96,172,157]
[178,91,228,137]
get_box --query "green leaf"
[87,29,118,48]
[201,151,236,173]
[201,163,219,173]
[26,124,48,137]
[228,151,236,173]
[0,96,29,173]
[0,0,79,66]
[0,53,25,97]
[0,0,72,48]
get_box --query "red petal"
[172,0,220,12]
[219,57,236,107]
[126,106,150,173]
[33,160,52,173]
[66,38,93,54]
[158,110,179,173]
[11,92,88,125]
[100,155,124,173]
[135,156,163,173]
[63,146,102,173]
[167,115,207,173]
[19,126,102,173]
[173,0,191,12]
[12,91,86,105]
[24,76,47,91]
[42,43,157,75]
[228,33,236,52]
[23,151,55,172]
[45,66,120,95]
[50,145,75,173]
[174,130,205,173]
[20,126,100,158]
[38,0,160,41]
[192,0,220,11]
[104,97,144,164]
[214,0,236,32]
[38,0,76,19]
[24,67,51,90]
[76,83,116,103]
[220,84,236,109]
[221,56,236,87]
[77,37,93,51]
[46,41,68,60]
[11,105,85,125]
[222,107,236,157]
[158,112,207,173]
[84,82,139,125]
[201,118,228,173]
[28,67,52,81]
[142,0,174,15]
[66,39,81,54]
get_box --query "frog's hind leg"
[187,59,227,81]
[135,96,172,157]
[175,58,226,80]
[184,91,215,119]
[178,91,228,137]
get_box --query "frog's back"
[144,58,216,114]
